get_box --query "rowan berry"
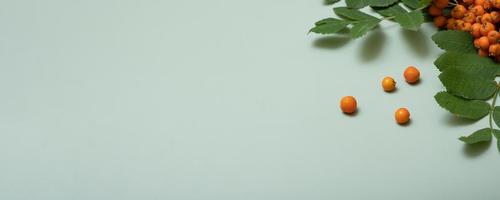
[404,66,420,84]
[340,96,357,114]
[381,77,396,92]
[395,108,410,125]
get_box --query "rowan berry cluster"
[430,0,500,60]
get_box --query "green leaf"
[310,18,350,34]
[368,0,399,7]
[493,106,500,128]
[432,31,476,54]
[325,0,341,5]
[334,7,379,21]
[435,92,491,120]
[373,4,407,17]
[402,0,419,9]
[459,128,494,144]
[350,19,381,38]
[346,0,370,9]
[434,52,498,80]
[394,10,424,31]
[439,68,497,100]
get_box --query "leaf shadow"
[312,36,350,50]
[400,29,430,58]
[359,30,386,62]
[462,141,491,158]
[442,115,478,127]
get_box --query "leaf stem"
[489,84,500,129]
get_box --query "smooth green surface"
[1,1,500,199]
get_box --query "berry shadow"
[398,119,412,127]
[407,78,422,86]
[442,115,477,126]
[343,108,360,117]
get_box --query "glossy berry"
[381,76,396,92]
[340,96,357,114]
[395,108,411,125]
[404,66,420,84]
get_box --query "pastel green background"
[1,0,499,199]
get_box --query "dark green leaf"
[350,19,381,38]
[434,52,498,80]
[310,18,350,34]
[368,0,399,7]
[373,4,407,17]
[334,7,379,21]
[439,68,497,100]
[346,0,370,9]
[435,91,491,120]
[432,31,476,54]
[394,10,424,31]
[459,128,494,144]
[493,106,500,128]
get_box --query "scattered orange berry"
[340,96,357,114]
[395,108,411,125]
[381,76,396,92]
[403,66,420,84]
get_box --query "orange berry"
[434,0,449,8]
[470,5,485,16]
[395,108,410,125]
[404,66,420,84]
[340,96,357,114]
[471,23,482,37]
[451,5,467,18]
[484,0,492,9]
[491,11,500,23]
[478,48,489,56]
[487,30,499,43]
[429,5,443,16]
[434,16,447,27]
[475,0,485,5]
[480,22,495,36]
[462,22,472,31]
[477,36,490,49]
[481,13,493,23]
[474,38,481,48]
[455,19,466,30]
[463,12,476,23]
[489,43,500,56]
[492,0,500,8]
[447,18,457,29]
[381,76,396,92]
